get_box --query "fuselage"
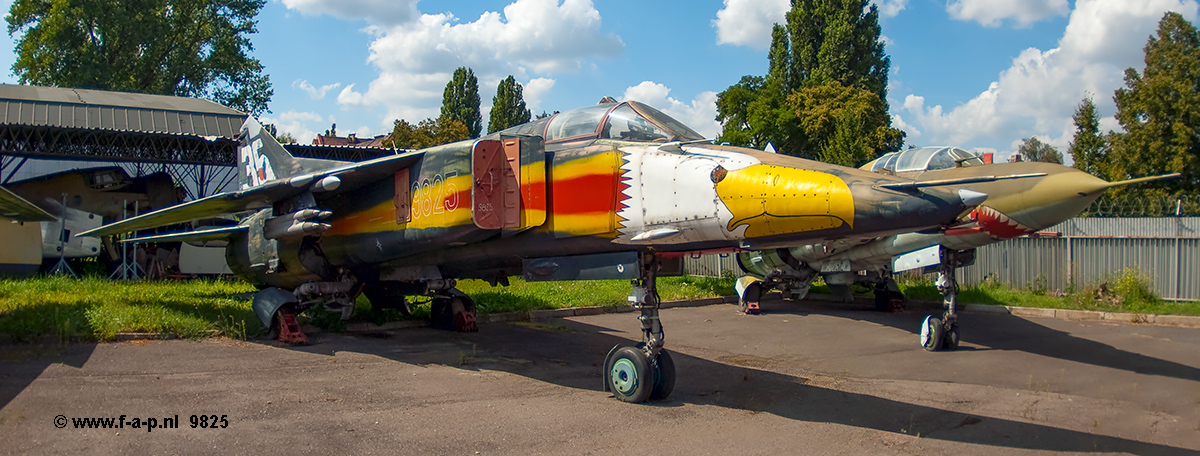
[230,102,981,288]
[740,149,1127,278]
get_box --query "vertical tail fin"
[238,117,300,189]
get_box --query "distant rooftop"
[0,84,245,140]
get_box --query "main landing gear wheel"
[604,346,655,403]
[431,291,478,332]
[920,316,944,352]
[362,282,413,316]
[740,281,762,315]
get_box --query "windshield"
[543,101,706,144]
[627,101,705,141]
[869,146,986,173]
[603,105,674,142]
[545,104,611,142]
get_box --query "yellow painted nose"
[716,164,855,238]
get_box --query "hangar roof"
[0,84,246,140]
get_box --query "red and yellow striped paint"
[323,151,633,238]
[546,151,626,237]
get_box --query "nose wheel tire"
[603,345,656,403]
[649,348,676,401]
[943,323,960,351]
[920,316,945,352]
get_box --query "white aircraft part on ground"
[0,218,44,277]
[40,206,102,258]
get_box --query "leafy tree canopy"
[1017,137,1063,164]
[488,75,530,133]
[441,67,482,138]
[7,0,272,116]
[385,116,469,150]
[1109,11,1200,197]
[715,0,900,161]
[788,80,903,166]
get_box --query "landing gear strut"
[921,249,961,351]
[603,253,676,402]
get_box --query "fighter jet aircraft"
[733,146,1178,352]
[82,101,991,403]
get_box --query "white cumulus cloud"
[280,0,420,26]
[714,0,907,49]
[896,0,1199,156]
[259,111,325,144]
[946,0,1070,28]
[621,81,720,139]
[292,79,342,99]
[281,0,623,130]
[523,78,556,112]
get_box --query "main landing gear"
[921,249,961,352]
[603,254,676,403]
[253,276,481,344]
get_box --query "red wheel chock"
[454,311,479,333]
[276,311,308,344]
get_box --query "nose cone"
[998,168,1110,230]
[958,189,989,207]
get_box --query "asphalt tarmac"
[2,298,1198,455]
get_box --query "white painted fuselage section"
[615,145,758,245]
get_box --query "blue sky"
[2,0,1199,160]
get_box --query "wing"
[121,225,248,243]
[0,186,56,222]
[79,116,422,238]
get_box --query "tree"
[1109,12,1200,196]
[7,0,272,116]
[1068,96,1107,176]
[1018,137,1063,164]
[441,67,482,138]
[715,0,900,160]
[385,116,469,150]
[789,80,903,166]
[786,0,889,101]
[488,76,530,133]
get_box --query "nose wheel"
[603,253,676,403]
[921,249,963,352]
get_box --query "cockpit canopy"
[503,101,706,144]
[864,146,985,174]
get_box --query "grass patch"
[454,275,735,314]
[0,276,257,342]
[1,275,734,342]
[4,266,1194,344]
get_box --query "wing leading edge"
[0,186,56,222]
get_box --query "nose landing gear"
[603,253,676,402]
[921,248,963,352]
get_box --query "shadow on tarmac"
[286,315,1195,455]
[0,343,96,409]
[756,298,1200,383]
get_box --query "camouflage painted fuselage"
[254,136,975,289]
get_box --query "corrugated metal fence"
[681,217,1200,301]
